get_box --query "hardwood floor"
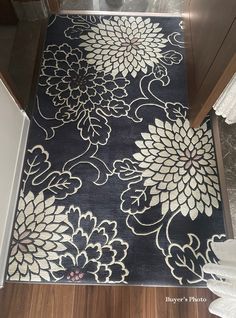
[0,283,217,318]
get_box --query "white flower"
[8,191,69,281]
[80,16,168,78]
[133,119,221,220]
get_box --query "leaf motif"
[65,25,89,39]
[121,180,151,214]
[114,159,142,181]
[165,102,187,121]
[161,50,183,65]
[77,109,111,145]
[153,64,170,86]
[165,234,207,285]
[101,99,130,117]
[42,171,81,200]
[22,145,82,200]
[64,16,100,39]
[22,146,50,189]
[70,15,97,24]
[65,15,96,40]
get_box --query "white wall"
[0,78,29,288]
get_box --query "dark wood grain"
[189,0,235,91]
[190,26,236,127]
[0,71,23,109]
[185,0,236,127]
[0,283,33,318]
[183,0,196,108]
[0,283,218,318]
[8,19,45,109]
[48,0,61,13]
[0,0,18,25]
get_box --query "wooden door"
[185,0,236,127]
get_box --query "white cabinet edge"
[0,112,29,289]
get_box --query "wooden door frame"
[47,0,60,14]
[11,0,61,17]
[193,54,236,127]
[0,72,23,109]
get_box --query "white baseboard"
[0,112,29,289]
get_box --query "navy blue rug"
[7,15,225,286]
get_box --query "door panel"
[185,0,236,127]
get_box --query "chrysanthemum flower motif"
[133,119,221,220]
[53,207,129,283]
[8,191,69,281]
[39,43,129,111]
[80,16,168,78]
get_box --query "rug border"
[5,279,208,288]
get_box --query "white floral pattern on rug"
[165,233,225,285]
[38,43,130,145]
[53,206,129,283]
[8,15,225,286]
[8,191,69,282]
[80,16,168,78]
[8,192,129,283]
[39,43,129,111]
[133,118,220,220]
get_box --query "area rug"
[7,14,226,286]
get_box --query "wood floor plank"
[0,283,33,318]
[0,283,218,318]
[28,284,75,318]
[72,285,218,318]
